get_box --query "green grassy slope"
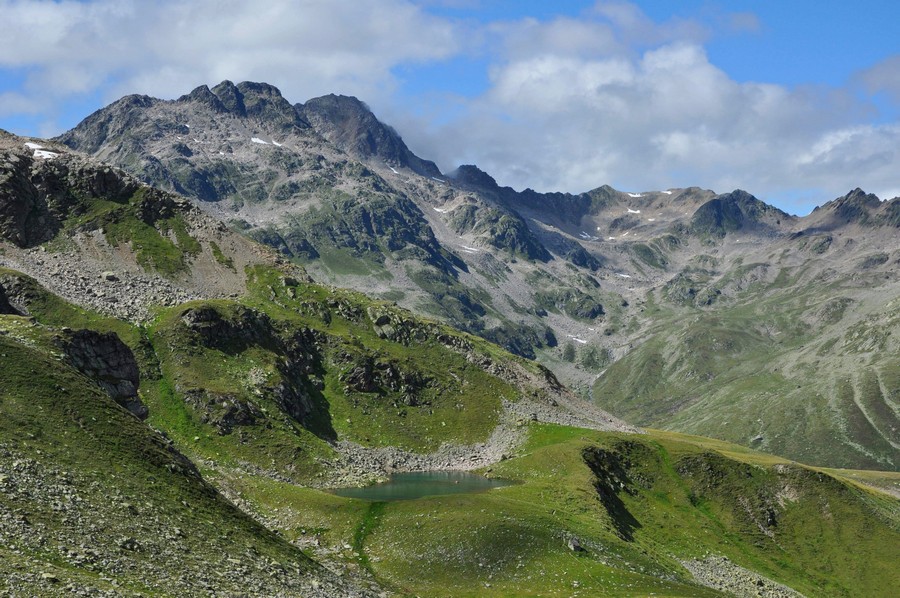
[141,264,528,483]
[3,269,898,596]
[0,316,351,596]
[593,262,900,470]
[3,263,537,484]
[219,424,900,597]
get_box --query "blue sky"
[1,0,899,214]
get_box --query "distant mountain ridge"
[54,81,900,471]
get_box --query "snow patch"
[608,237,616,240]
[579,231,600,241]
[431,177,445,183]
[460,245,480,253]
[627,208,641,214]
[272,140,283,147]
[647,218,656,222]
[616,273,632,279]
[627,192,642,198]
[389,166,399,174]
[433,207,449,214]
[662,190,673,195]
[219,151,225,156]
[33,150,58,159]
[566,335,588,345]
[24,142,43,149]
[251,137,269,145]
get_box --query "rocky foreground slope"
[55,82,900,471]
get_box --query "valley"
[0,84,898,596]
[54,82,900,470]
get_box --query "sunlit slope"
[594,253,900,470]
[0,316,357,596]
[225,424,900,597]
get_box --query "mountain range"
[56,80,900,471]
[0,80,897,596]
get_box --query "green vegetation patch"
[0,328,319,594]
[59,187,202,277]
[209,240,235,270]
[245,425,900,597]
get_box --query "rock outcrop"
[178,304,329,435]
[299,94,441,177]
[55,328,146,419]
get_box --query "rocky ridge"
[53,81,900,471]
[0,132,296,322]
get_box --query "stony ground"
[682,556,806,597]
[0,443,374,597]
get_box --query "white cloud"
[0,0,897,213]
[0,0,459,121]
[390,5,900,213]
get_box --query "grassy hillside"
[141,263,532,483]
[594,257,900,470]
[2,267,899,596]
[0,315,358,596]
[217,423,900,597]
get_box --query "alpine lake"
[330,470,516,501]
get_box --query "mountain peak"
[210,80,245,115]
[448,164,498,190]
[691,189,789,237]
[298,93,440,178]
[191,80,304,128]
[179,84,228,112]
[811,188,898,228]
[833,187,881,209]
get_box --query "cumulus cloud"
[0,0,458,129]
[390,3,900,212]
[1,0,898,211]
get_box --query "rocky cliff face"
[299,94,441,178]
[55,328,147,418]
[0,141,135,247]
[690,189,793,238]
[0,133,293,322]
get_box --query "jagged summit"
[448,164,500,190]
[298,93,441,177]
[177,81,307,125]
[804,188,899,231]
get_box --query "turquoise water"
[330,471,515,501]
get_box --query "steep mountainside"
[56,82,900,471]
[0,315,367,596]
[2,129,899,596]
